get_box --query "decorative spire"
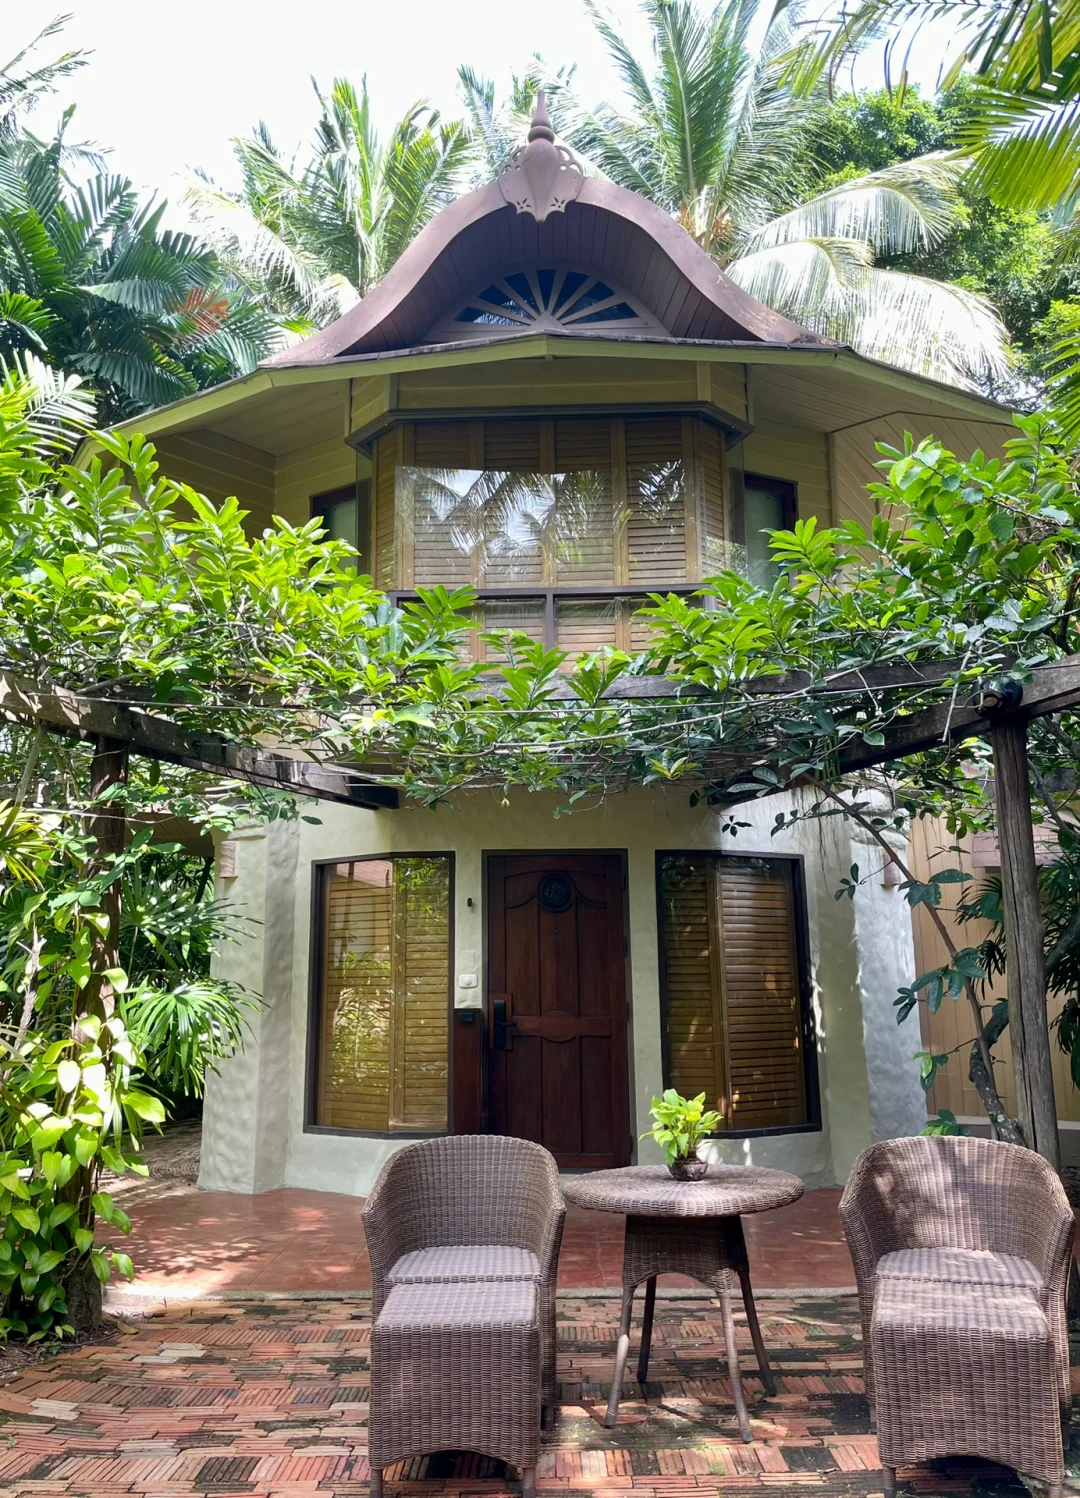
[497,89,584,222]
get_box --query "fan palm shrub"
[482,0,1009,390]
[183,77,473,334]
[0,120,282,422]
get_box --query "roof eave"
[80,330,1015,462]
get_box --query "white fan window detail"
[436,267,663,340]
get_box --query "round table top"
[561,1163,805,1218]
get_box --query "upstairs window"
[398,415,694,595]
[731,473,797,589]
[436,266,662,341]
[369,414,728,657]
[311,481,371,573]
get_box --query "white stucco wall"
[850,822,928,1142]
[201,785,926,1197]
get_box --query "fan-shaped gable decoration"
[265,95,829,367]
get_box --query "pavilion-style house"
[115,101,1016,1194]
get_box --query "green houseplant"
[644,1089,722,1180]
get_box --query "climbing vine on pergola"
[5,411,1080,1169]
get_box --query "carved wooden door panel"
[486,854,630,1169]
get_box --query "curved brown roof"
[266,125,827,366]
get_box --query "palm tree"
[183,77,474,334]
[457,62,574,187]
[470,0,1008,391]
[787,0,1080,428]
[0,18,86,142]
[0,117,281,421]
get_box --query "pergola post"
[990,717,1060,1167]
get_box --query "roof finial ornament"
[497,88,584,222]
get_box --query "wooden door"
[487,854,630,1169]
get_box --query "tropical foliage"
[790,0,1080,425]
[0,812,160,1341]
[812,84,1065,399]
[0,27,282,421]
[0,124,282,422]
[0,18,85,142]
[183,78,473,333]
[517,0,1011,389]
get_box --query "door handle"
[490,994,516,1050]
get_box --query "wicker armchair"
[841,1135,1074,1497]
[362,1135,565,1416]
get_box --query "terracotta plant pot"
[668,1156,708,1181]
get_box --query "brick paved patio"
[0,1291,1063,1498]
[108,1188,851,1305]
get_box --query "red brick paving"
[0,1293,1042,1498]
[112,1189,851,1302]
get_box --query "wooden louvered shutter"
[718,858,806,1129]
[407,421,476,588]
[661,858,728,1113]
[554,597,620,656]
[625,417,687,586]
[660,855,808,1130]
[484,418,545,471]
[316,857,451,1133]
[553,419,614,588]
[413,421,473,467]
[390,859,452,1130]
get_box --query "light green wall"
[202,783,925,1198]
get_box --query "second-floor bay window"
[368,414,728,657]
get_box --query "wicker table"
[562,1164,804,1439]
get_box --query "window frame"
[654,849,821,1140]
[304,851,456,1139]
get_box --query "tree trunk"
[65,737,129,1333]
[991,717,1060,1167]
[82,736,128,1022]
[64,1257,102,1334]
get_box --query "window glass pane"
[659,854,808,1132]
[480,597,547,664]
[459,305,519,325]
[313,482,370,574]
[406,467,615,588]
[504,271,539,310]
[626,459,686,585]
[555,596,620,655]
[325,496,358,547]
[743,485,787,588]
[316,856,451,1132]
[573,302,638,323]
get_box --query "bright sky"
[13,0,948,227]
[14,1,651,213]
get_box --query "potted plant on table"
[644,1089,722,1180]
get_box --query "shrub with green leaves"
[0,1023,160,1340]
[0,806,166,1339]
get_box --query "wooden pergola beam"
[600,659,971,701]
[835,654,1080,775]
[0,674,399,811]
